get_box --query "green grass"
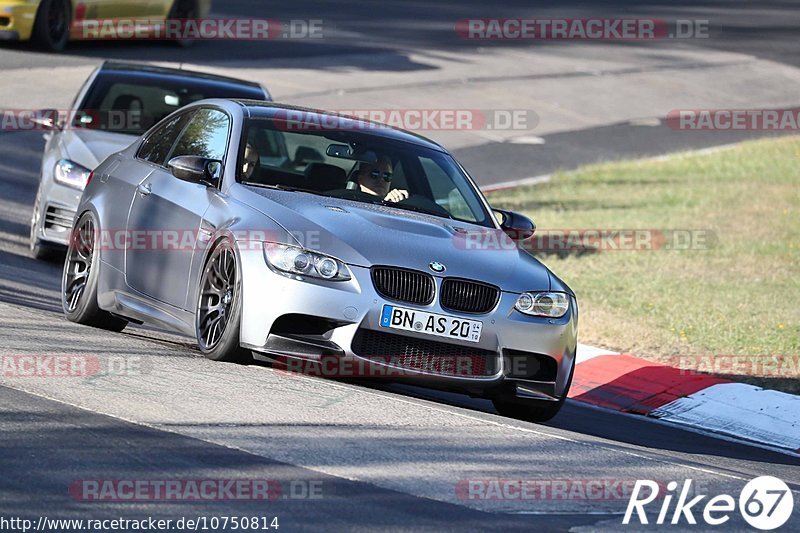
[487,137,800,393]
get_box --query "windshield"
[75,72,265,135]
[238,118,493,227]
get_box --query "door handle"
[136,183,152,197]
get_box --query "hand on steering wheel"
[384,189,409,203]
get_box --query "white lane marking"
[651,383,800,452]
[573,346,800,455]
[573,399,800,459]
[508,135,546,145]
[628,118,661,127]
[576,343,618,364]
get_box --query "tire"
[195,239,250,363]
[30,192,63,262]
[168,0,198,48]
[491,358,575,423]
[32,0,71,52]
[62,212,128,332]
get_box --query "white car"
[30,61,270,259]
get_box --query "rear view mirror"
[167,156,222,187]
[326,145,381,165]
[326,144,352,159]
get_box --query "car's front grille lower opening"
[44,205,75,233]
[502,349,558,382]
[440,278,500,314]
[371,266,435,305]
[351,329,498,377]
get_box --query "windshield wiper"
[244,182,325,196]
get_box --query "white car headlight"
[263,243,351,281]
[54,159,92,190]
[515,292,569,318]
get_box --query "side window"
[137,112,193,166]
[167,109,230,162]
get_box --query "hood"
[238,186,553,293]
[61,129,139,169]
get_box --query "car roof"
[99,61,263,90]
[232,100,447,152]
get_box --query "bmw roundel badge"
[429,261,446,273]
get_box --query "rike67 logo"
[624,476,794,530]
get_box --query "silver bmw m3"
[62,99,578,422]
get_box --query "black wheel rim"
[198,247,236,351]
[47,0,68,42]
[64,217,94,313]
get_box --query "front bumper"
[237,245,578,400]
[0,2,38,42]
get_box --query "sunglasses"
[369,169,393,182]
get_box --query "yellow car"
[0,0,212,51]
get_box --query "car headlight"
[515,292,569,318]
[54,159,92,190]
[263,243,351,281]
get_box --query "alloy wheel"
[197,246,237,351]
[63,217,94,313]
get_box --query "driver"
[355,154,408,203]
[242,143,259,180]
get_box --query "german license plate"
[379,304,482,343]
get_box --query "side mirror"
[167,156,222,187]
[31,109,61,131]
[493,209,536,241]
